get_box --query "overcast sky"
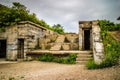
[0,0,120,33]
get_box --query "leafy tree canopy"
[52,24,64,34]
[0,2,64,33]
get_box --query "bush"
[68,54,77,64]
[86,59,98,69]
[38,53,77,64]
[54,54,77,64]
[38,53,54,62]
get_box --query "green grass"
[38,53,54,62]
[38,53,77,64]
[86,31,120,69]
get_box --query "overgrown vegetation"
[52,24,64,34]
[38,53,77,64]
[0,2,64,33]
[86,20,120,69]
[99,20,120,31]
[38,53,54,62]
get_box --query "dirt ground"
[0,61,120,80]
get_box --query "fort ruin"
[0,20,104,64]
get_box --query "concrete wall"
[0,21,52,60]
[92,21,104,64]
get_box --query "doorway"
[17,39,24,59]
[0,40,6,58]
[84,30,90,50]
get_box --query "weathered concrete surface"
[92,21,104,64]
[0,21,54,60]
[79,20,104,64]
[27,50,92,54]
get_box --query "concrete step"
[76,51,93,65]
[77,54,93,58]
[76,57,92,61]
[77,51,92,54]
[76,61,88,64]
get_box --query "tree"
[0,2,65,33]
[98,20,120,31]
[52,24,64,34]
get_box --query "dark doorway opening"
[84,30,90,50]
[17,39,24,59]
[0,40,7,58]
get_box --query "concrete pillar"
[79,24,83,50]
[92,21,104,64]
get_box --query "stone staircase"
[76,51,93,64]
[50,35,65,50]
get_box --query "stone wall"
[6,26,18,60]
[64,33,79,43]
[38,33,79,50]
[0,21,51,60]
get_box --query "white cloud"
[0,0,120,33]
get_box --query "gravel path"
[0,61,120,80]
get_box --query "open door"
[0,40,6,58]
[17,39,24,59]
[84,30,90,50]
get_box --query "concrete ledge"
[27,50,93,55]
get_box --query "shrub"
[68,54,77,64]
[38,53,54,62]
[38,53,77,64]
[86,59,98,69]
[54,54,77,64]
